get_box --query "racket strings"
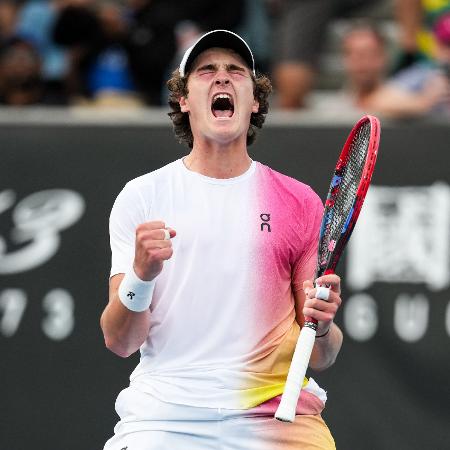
[317,121,371,274]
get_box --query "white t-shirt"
[109,158,325,411]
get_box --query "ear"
[179,96,190,113]
[252,99,259,113]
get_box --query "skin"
[342,28,388,106]
[395,0,422,53]
[341,27,450,118]
[179,48,259,179]
[273,62,315,109]
[101,47,343,371]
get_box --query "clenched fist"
[133,221,176,281]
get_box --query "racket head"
[316,115,380,278]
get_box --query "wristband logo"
[0,189,85,275]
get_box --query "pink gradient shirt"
[109,159,326,411]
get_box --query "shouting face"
[179,48,259,148]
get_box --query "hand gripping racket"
[275,115,380,422]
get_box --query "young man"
[101,30,343,450]
[313,20,449,119]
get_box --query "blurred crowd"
[0,0,450,120]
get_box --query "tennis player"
[101,29,343,450]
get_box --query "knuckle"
[147,230,158,240]
[151,220,165,229]
[159,240,170,249]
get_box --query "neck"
[184,140,252,179]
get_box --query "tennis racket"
[275,115,380,422]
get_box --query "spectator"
[313,21,389,114]
[311,19,450,119]
[15,0,69,103]
[394,0,450,71]
[377,11,450,118]
[53,0,142,106]
[0,0,19,47]
[125,0,245,105]
[53,0,245,106]
[0,37,66,105]
[270,0,381,109]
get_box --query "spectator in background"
[0,37,64,105]
[124,0,245,105]
[378,11,450,118]
[339,21,388,111]
[14,0,69,104]
[394,0,450,71]
[313,19,450,119]
[0,0,19,47]
[53,0,142,107]
[310,21,389,116]
[270,0,381,109]
[53,0,245,106]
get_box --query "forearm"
[103,221,175,357]
[370,86,441,118]
[308,322,343,371]
[395,0,422,52]
[100,295,151,358]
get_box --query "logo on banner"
[346,182,450,291]
[0,189,86,274]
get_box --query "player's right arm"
[100,273,151,358]
[100,221,176,358]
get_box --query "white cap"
[179,29,255,77]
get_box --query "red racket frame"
[305,114,380,329]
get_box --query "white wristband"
[118,269,156,312]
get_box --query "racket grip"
[275,326,317,422]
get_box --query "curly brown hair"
[167,69,272,148]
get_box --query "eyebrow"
[227,64,246,72]
[195,63,247,73]
[196,63,217,72]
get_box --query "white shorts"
[103,386,335,450]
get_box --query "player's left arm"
[294,274,343,371]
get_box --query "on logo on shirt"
[260,213,271,232]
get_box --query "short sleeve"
[291,189,323,292]
[109,182,148,277]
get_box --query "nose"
[215,75,230,86]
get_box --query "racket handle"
[275,283,331,422]
[274,325,317,422]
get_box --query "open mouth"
[211,93,234,118]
